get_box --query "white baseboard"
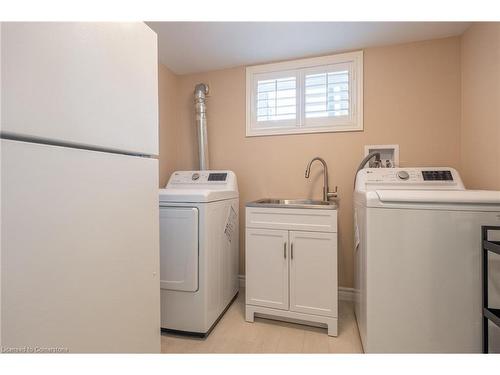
[338,287,356,302]
[237,275,355,302]
[238,274,246,289]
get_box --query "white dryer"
[159,170,239,336]
[354,167,500,353]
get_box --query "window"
[246,51,363,137]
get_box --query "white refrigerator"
[1,23,160,352]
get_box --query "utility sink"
[247,198,337,210]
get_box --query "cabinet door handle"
[291,242,294,260]
[284,242,287,259]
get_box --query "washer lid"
[376,189,500,205]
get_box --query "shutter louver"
[305,70,349,119]
[256,76,296,122]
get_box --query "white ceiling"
[147,22,470,75]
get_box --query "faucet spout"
[305,157,337,202]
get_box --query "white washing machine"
[354,167,500,353]
[159,170,239,336]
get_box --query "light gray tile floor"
[161,291,363,353]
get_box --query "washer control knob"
[397,171,410,180]
[192,173,200,181]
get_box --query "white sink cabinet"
[245,206,338,336]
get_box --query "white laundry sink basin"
[247,198,337,210]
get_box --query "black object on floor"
[482,225,500,353]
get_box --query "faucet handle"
[327,186,339,200]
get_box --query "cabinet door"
[289,231,337,317]
[246,228,289,310]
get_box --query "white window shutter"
[246,51,363,137]
[304,70,350,119]
[256,76,297,122]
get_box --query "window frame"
[246,51,363,137]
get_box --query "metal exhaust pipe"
[194,83,210,170]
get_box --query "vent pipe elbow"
[194,83,209,100]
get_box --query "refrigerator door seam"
[0,132,155,158]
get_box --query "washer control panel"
[356,167,463,190]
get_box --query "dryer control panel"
[166,170,237,189]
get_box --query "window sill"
[246,124,364,137]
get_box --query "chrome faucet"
[305,157,338,202]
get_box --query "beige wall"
[158,36,462,288]
[460,23,500,190]
[158,63,180,187]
